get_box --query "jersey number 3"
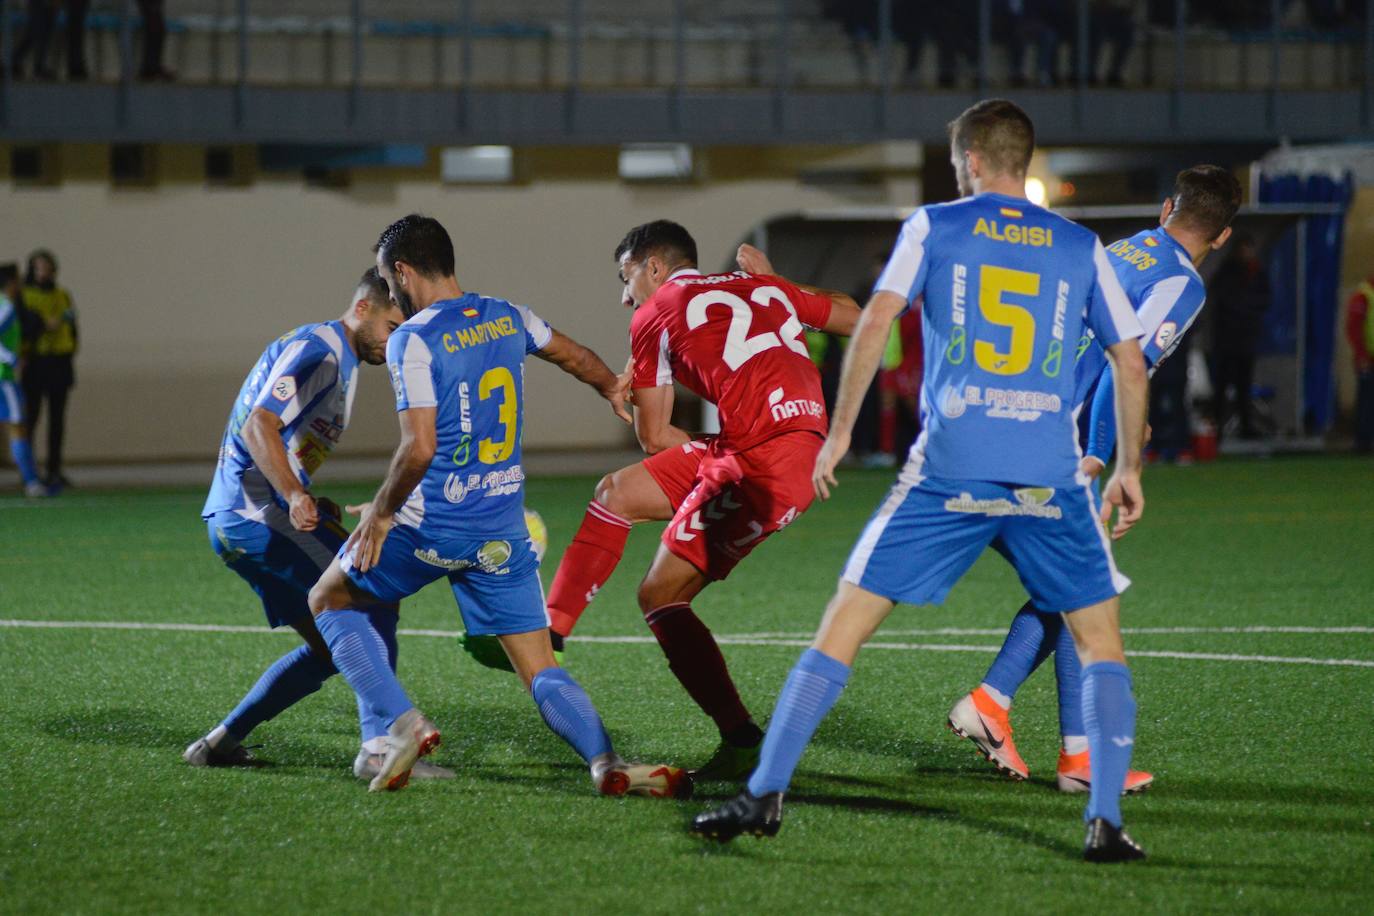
[685,286,809,372]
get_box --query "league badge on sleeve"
[272,376,297,402]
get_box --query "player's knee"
[307,578,341,616]
[635,577,662,615]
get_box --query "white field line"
[2,618,1371,668]
[743,626,1374,638]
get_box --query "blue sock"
[316,609,414,729]
[220,644,336,741]
[530,667,613,762]
[747,649,850,797]
[10,438,39,486]
[356,608,400,744]
[1081,661,1137,826]
[982,603,1057,700]
[1053,619,1085,738]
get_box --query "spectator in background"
[1347,275,1374,453]
[11,0,90,81]
[1209,235,1272,440]
[1091,0,1136,86]
[821,0,878,84]
[136,0,174,81]
[20,249,78,488]
[1147,333,1194,464]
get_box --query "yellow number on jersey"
[975,265,1039,376]
[478,366,517,463]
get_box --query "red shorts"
[878,366,921,400]
[643,436,712,507]
[655,431,822,581]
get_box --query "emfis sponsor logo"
[768,387,823,423]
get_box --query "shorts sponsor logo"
[272,376,297,402]
[944,488,1063,519]
[477,540,512,571]
[768,387,823,423]
[1154,320,1177,351]
[414,548,473,571]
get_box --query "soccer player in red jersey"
[548,220,858,778]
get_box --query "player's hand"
[736,243,775,276]
[1079,456,1106,481]
[344,501,395,573]
[812,431,849,501]
[287,491,319,532]
[1100,470,1144,540]
[601,371,633,425]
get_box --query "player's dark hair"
[947,99,1035,178]
[1169,165,1242,241]
[355,266,391,307]
[614,220,698,269]
[374,214,455,280]
[0,263,18,287]
[24,248,57,285]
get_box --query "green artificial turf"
[1,456,1371,914]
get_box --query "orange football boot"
[947,687,1029,780]
[1056,748,1153,795]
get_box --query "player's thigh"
[997,482,1129,615]
[597,456,680,522]
[637,541,711,611]
[660,433,819,582]
[812,581,898,666]
[337,524,447,607]
[637,437,712,512]
[449,537,548,637]
[208,512,314,628]
[841,475,1000,607]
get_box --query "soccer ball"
[524,508,549,562]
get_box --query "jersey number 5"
[685,286,810,372]
[975,265,1039,376]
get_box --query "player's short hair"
[355,267,391,307]
[614,220,698,269]
[374,214,455,280]
[0,263,18,286]
[947,99,1035,179]
[1168,165,1243,241]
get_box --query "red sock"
[546,501,632,637]
[644,602,752,737]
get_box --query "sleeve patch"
[272,376,298,402]
[1154,321,1178,351]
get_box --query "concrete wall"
[0,144,915,463]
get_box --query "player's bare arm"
[1101,339,1148,539]
[631,384,692,454]
[812,290,906,500]
[345,406,437,572]
[535,329,633,424]
[736,243,861,336]
[241,405,318,531]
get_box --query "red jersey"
[630,269,833,450]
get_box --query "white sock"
[1062,734,1089,755]
[362,736,387,755]
[979,682,1012,710]
[205,725,238,751]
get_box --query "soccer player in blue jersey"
[0,263,47,497]
[948,164,1241,793]
[692,99,1152,862]
[185,269,434,780]
[306,214,691,797]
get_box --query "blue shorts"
[207,508,347,628]
[0,380,22,424]
[841,468,1129,614]
[340,524,547,637]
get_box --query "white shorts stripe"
[1079,475,1131,595]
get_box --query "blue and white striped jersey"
[386,294,552,539]
[202,321,359,520]
[1077,227,1208,462]
[876,192,1143,487]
